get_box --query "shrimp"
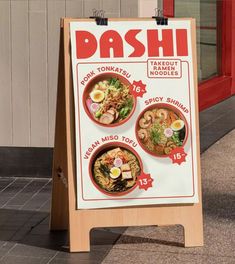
[144,111,155,123]
[169,111,178,123]
[155,144,165,155]
[137,129,148,142]
[156,109,168,120]
[139,118,151,129]
[164,147,172,155]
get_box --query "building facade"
[0,0,234,148]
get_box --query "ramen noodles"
[92,147,140,194]
[137,107,186,156]
[86,77,134,125]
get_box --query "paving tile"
[48,258,101,264]
[0,197,13,208]
[1,255,50,264]
[0,179,35,209]
[6,180,49,207]
[30,223,51,236]
[199,108,225,130]
[54,245,112,264]
[0,210,15,225]
[200,96,235,126]
[0,178,117,263]
[199,97,235,153]
[0,242,16,258]
[1,179,32,196]
[0,178,16,192]
[0,210,33,226]
[199,112,217,129]
[5,244,56,258]
[24,212,49,225]
[200,127,233,153]
[23,232,66,247]
[38,199,51,212]
[0,230,17,241]
[21,232,68,249]
[3,205,21,210]
[0,241,6,247]
[21,181,52,211]
[90,228,126,246]
[10,228,31,242]
[0,210,50,243]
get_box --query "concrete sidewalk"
[102,130,235,264]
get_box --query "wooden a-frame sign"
[50,17,203,252]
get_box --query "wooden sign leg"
[57,18,204,253]
[183,205,204,247]
[50,27,68,231]
[69,218,91,252]
[61,18,92,252]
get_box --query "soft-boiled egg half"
[171,119,185,131]
[110,167,121,179]
[90,90,105,103]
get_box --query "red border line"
[147,59,183,79]
[76,61,196,202]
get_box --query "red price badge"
[130,80,147,98]
[137,172,153,191]
[169,147,187,165]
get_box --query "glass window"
[161,0,219,81]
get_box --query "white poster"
[70,19,199,209]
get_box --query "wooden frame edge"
[51,17,204,252]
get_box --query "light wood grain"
[11,0,30,146]
[0,1,12,146]
[29,0,48,146]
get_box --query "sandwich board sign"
[50,17,203,252]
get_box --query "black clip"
[90,9,108,26]
[152,8,168,25]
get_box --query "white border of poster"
[70,19,199,209]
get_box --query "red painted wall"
[163,0,174,17]
[163,0,235,110]
[231,1,235,95]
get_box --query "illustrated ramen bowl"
[89,142,142,196]
[135,103,188,158]
[83,73,136,127]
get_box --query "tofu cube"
[121,163,131,172]
[107,148,121,158]
[122,171,133,179]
